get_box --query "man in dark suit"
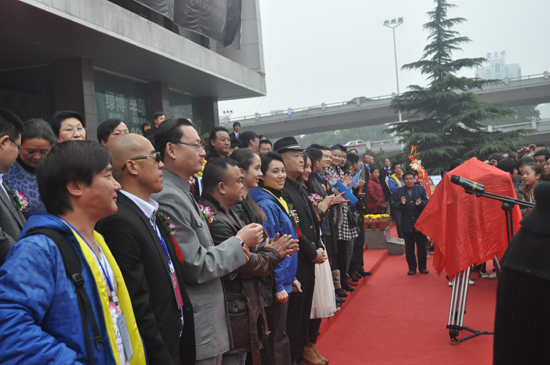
[205,127,230,161]
[228,121,240,140]
[392,171,430,275]
[0,108,25,265]
[277,137,326,365]
[96,134,195,364]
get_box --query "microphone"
[450,175,485,194]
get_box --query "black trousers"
[403,231,428,272]
[287,260,315,365]
[349,225,365,274]
[265,300,290,365]
[337,239,352,287]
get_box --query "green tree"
[386,0,524,174]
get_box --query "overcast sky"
[219,0,550,118]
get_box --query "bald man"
[96,134,196,365]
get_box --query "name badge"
[117,311,134,361]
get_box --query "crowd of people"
[0,106,548,364]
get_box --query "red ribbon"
[170,234,184,263]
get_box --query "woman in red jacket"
[367,168,386,214]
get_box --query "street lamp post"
[383,17,404,122]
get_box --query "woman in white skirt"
[299,151,337,365]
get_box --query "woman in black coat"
[493,181,550,364]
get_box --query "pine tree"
[386,0,523,173]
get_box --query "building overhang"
[1,0,266,100]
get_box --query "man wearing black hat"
[275,136,326,365]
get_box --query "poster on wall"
[94,71,149,134]
[133,0,241,47]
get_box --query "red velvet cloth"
[415,158,521,278]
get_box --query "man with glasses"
[51,110,87,142]
[0,108,25,265]
[205,127,230,160]
[152,117,266,365]
[97,134,195,364]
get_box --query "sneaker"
[480,272,489,279]
[489,272,497,279]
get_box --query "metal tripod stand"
[446,266,493,344]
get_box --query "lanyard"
[151,219,184,312]
[529,188,534,202]
[61,219,117,304]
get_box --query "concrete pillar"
[201,96,219,134]
[147,81,171,121]
[53,57,97,140]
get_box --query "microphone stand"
[446,187,535,344]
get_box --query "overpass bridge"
[226,73,550,139]
[351,118,550,155]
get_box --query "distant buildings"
[475,51,521,80]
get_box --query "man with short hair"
[388,162,404,238]
[348,149,358,155]
[383,158,392,176]
[239,131,260,152]
[363,154,371,174]
[151,118,265,365]
[276,137,327,365]
[392,171,429,275]
[153,112,166,128]
[96,134,195,364]
[0,141,147,364]
[259,139,273,154]
[0,108,25,265]
[199,158,296,364]
[229,121,241,139]
[533,150,550,170]
[206,127,230,160]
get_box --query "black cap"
[273,136,304,153]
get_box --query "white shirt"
[119,190,158,222]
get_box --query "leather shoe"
[335,288,348,298]
[335,297,345,304]
[347,278,359,287]
[359,269,372,277]
[407,270,416,275]
[351,273,362,282]
[343,285,356,292]
[420,269,429,274]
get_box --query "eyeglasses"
[61,127,87,135]
[8,137,22,152]
[175,141,204,151]
[122,152,161,170]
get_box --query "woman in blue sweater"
[249,151,300,365]
[4,119,56,218]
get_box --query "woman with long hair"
[297,152,335,365]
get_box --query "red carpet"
[317,250,498,365]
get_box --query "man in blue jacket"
[0,141,147,364]
[392,171,430,275]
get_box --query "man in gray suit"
[0,108,25,265]
[152,118,265,365]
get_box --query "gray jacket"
[0,181,26,265]
[151,169,247,361]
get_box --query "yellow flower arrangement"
[364,214,391,223]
